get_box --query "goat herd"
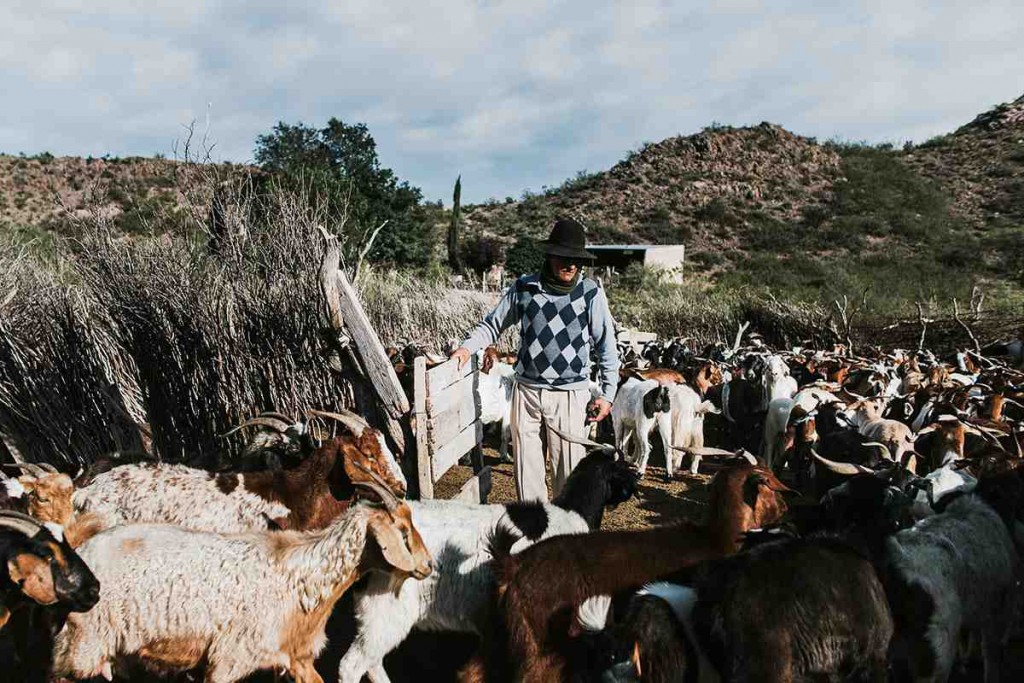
[2,333,1024,683]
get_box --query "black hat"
[538,218,595,262]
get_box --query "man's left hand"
[588,398,612,423]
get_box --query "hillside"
[904,93,1024,228]
[464,122,842,254]
[0,153,245,239]
[462,95,1024,301]
[2,94,1022,303]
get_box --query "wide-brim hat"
[538,218,595,262]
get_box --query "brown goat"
[469,463,790,682]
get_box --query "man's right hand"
[450,347,472,369]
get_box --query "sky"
[2,0,1023,204]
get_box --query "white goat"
[667,384,719,476]
[762,397,796,472]
[612,378,672,476]
[848,399,916,469]
[476,350,516,462]
[54,477,431,683]
[761,354,797,409]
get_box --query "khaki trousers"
[509,381,591,502]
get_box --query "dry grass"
[0,178,366,470]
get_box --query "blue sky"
[2,0,1022,203]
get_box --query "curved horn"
[0,510,45,537]
[35,462,59,474]
[669,444,743,457]
[258,411,298,424]
[349,461,399,513]
[545,424,618,454]
[2,462,49,478]
[861,442,892,460]
[810,449,874,476]
[222,416,292,437]
[306,408,370,438]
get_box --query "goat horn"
[669,444,743,457]
[861,442,892,460]
[810,449,874,476]
[258,411,297,424]
[306,408,370,438]
[222,416,293,437]
[545,424,618,454]
[0,510,45,537]
[349,461,400,513]
[2,462,50,478]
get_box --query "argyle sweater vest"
[512,274,601,387]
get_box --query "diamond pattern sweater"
[461,274,620,402]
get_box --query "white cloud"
[0,0,1022,202]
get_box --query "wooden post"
[334,270,410,454]
[413,356,432,499]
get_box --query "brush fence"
[413,355,490,502]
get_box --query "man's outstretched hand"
[588,398,612,423]
[450,347,472,369]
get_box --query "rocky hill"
[463,122,842,253]
[0,153,245,238]
[462,94,1024,297]
[904,93,1024,228]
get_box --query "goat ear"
[0,606,8,631]
[367,513,416,575]
[7,554,58,605]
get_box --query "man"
[450,218,620,502]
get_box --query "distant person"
[450,218,620,502]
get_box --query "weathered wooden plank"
[426,375,474,416]
[453,466,492,504]
[428,383,477,443]
[413,356,433,500]
[432,421,482,482]
[427,356,476,396]
[334,270,409,453]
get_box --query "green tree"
[254,119,435,265]
[505,234,544,276]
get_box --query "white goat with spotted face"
[612,378,672,476]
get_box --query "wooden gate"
[413,355,490,502]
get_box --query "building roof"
[585,244,685,250]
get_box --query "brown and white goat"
[466,462,790,682]
[73,408,406,534]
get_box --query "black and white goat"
[612,378,672,476]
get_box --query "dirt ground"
[436,451,711,529]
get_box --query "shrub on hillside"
[505,234,544,276]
